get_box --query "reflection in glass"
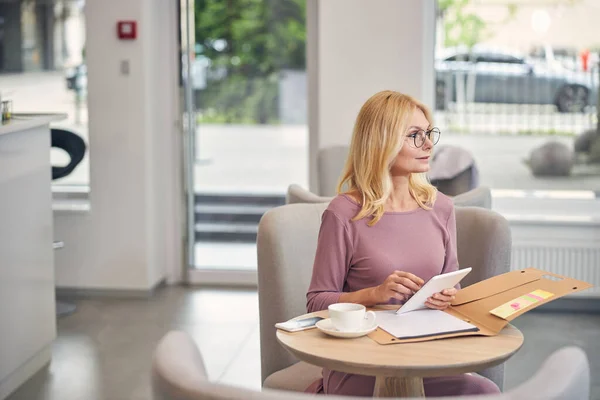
[0,0,89,187]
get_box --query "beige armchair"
[317,145,349,197]
[257,203,511,392]
[286,184,492,209]
[316,145,480,198]
[285,184,332,205]
[151,330,591,400]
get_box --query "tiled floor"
[6,286,600,400]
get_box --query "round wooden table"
[276,310,524,398]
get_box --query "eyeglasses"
[406,127,441,148]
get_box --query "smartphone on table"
[275,316,324,332]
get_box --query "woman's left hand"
[425,287,457,310]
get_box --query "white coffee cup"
[328,303,376,332]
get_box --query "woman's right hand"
[372,271,424,303]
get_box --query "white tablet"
[396,267,472,315]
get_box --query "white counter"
[0,114,65,399]
[0,113,66,136]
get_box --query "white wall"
[53,0,183,291]
[143,0,183,286]
[307,0,436,192]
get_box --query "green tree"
[194,0,306,124]
[438,0,486,51]
[438,0,519,53]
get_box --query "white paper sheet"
[375,309,479,339]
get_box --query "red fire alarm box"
[117,21,136,40]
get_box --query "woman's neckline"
[340,193,425,215]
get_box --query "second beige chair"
[317,145,349,197]
[317,145,480,198]
[152,330,591,400]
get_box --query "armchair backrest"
[317,145,348,196]
[286,184,332,204]
[257,203,329,382]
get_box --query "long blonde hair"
[337,90,438,226]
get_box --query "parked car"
[435,46,598,113]
[529,44,599,73]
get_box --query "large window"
[188,0,308,274]
[434,0,599,193]
[0,0,88,188]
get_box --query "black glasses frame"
[407,127,441,148]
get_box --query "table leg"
[373,376,425,398]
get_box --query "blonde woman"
[305,91,500,396]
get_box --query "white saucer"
[315,318,378,338]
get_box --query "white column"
[53,0,184,290]
[307,0,436,192]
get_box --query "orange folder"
[370,268,593,344]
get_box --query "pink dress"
[305,193,500,396]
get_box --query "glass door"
[181,0,309,284]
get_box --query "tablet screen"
[396,267,472,315]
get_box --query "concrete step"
[194,192,285,207]
[195,222,258,243]
[195,203,275,215]
[194,204,275,224]
[193,193,285,242]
